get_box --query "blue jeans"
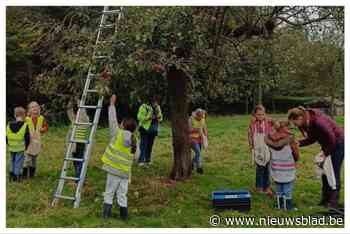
[138,127,157,163]
[191,143,202,169]
[256,164,270,190]
[275,181,294,199]
[10,152,25,176]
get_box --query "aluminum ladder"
[51,6,124,208]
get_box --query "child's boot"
[120,206,128,220]
[9,172,14,182]
[22,168,29,179]
[285,197,298,211]
[102,203,112,219]
[12,173,18,182]
[197,168,204,174]
[29,167,36,178]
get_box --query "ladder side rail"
[73,97,104,208]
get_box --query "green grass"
[6,115,344,228]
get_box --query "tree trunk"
[167,68,192,180]
[258,55,263,105]
[245,93,249,115]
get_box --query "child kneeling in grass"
[101,94,137,220]
[264,120,299,211]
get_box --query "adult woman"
[137,95,163,166]
[288,106,344,209]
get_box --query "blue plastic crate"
[212,190,251,211]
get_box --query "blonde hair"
[193,108,206,119]
[27,101,41,116]
[14,107,26,119]
[288,106,306,120]
[253,104,266,115]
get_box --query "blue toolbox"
[212,190,251,211]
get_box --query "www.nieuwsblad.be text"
[209,215,344,227]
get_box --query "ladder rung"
[61,176,80,181]
[96,40,113,45]
[93,55,110,60]
[75,121,93,126]
[103,10,121,15]
[88,73,100,79]
[54,194,76,201]
[79,105,102,109]
[65,157,84,162]
[87,89,98,93]
[70,139,89,144]
[100,24,115,29]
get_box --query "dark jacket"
[6,121,31,150]
[299,109,344,156]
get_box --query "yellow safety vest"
[6,123,28,152]
[101,130,133,178]
[190,117,205,138]
[137,103,163,131]
[26,115,44,134]
[74,125,88,141]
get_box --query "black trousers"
[73,143,85,178]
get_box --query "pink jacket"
[248,118,273,149]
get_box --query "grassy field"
[6,115,344,228]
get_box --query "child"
[265,120,300,211]
[189,108,208,174]
[247,105,273,196]
[101,94,137,220]
[24,101,48,178]
[6,107,30,182]
[66,99,90,178]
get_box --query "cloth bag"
[314,152,336,189]
[26,131,42,155]
[253,132,270,166]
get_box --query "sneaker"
[138,162,145,167]
[197,168,204,174]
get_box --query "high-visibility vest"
[101,130,133,178]
[137,103,162,131]
[6,123,28,152]
[26,115,44,134]
[72,110,89,141]
[190,117,205,139]
[74,125,88,141]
